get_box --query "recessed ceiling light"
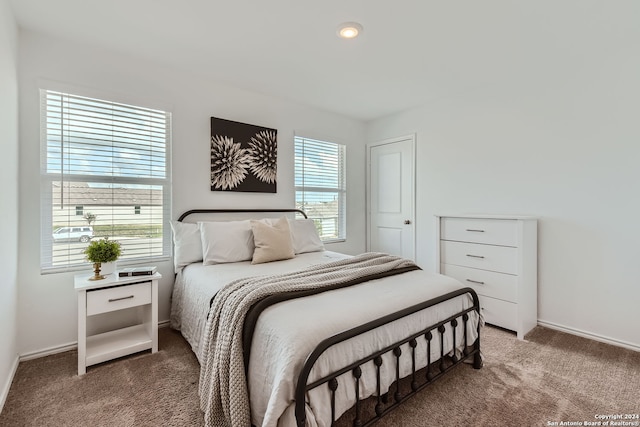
[337,22,363,39]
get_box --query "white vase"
[100,261,117,276]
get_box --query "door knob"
[404,220,411,225]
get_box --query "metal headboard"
[177,208,307,222]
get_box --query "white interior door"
[367,135,415,260]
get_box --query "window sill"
[323,239,346,244]
[41,255,171,275]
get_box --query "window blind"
[40,90,172,272]
[294,136,346,241]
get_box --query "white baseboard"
[19,342,77,362]
[537,320,640,352]
[19,320,173,362]
[0,354,19,414]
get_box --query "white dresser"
[435,215,537,339]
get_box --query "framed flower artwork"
[210,117,277,193]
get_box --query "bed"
[169,209,482,427]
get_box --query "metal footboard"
[294,287,482,427]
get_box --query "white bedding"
[171,251,351,362]
[170,251,480,427]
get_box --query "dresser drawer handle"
[466,229,485,232]
[466,254,485,259]
[466,279,485,285]
[108,295,135,302]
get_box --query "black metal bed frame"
[177,208,482,427]
[294,287,482,426]
[177,208,307,222]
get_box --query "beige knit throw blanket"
[198,252,418,427]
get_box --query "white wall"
[18,30,366,356]
[367,23,640,349]
[0,0,19,411]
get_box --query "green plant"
[83,237,121,263]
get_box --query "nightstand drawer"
[441,263,518,302]
[87,282,151,316]
[478,295,517,331]
[440,240,518,274]
[441,217,518,247]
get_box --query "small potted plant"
[84,237,122,281]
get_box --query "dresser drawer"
[440,263,517,302]
[441,217,518,247]
[440,240,518,274]
[478,295,517,331]
[87,282,151,316]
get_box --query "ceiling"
[9,0,639,121]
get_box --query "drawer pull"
[466,254,485,259]
[466,279,485,285]
[466,229,485,232]
[108,295,135,302]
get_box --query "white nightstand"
[75,272,161,375]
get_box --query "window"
[134,205,141,215]
[41,90,171,272]
[294,136,346,242]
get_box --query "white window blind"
[294,136,346,241]
[40,89,172,273]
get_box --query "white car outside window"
[52,226,94,243]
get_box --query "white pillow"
[170,221,203,270]
[199,220,255,264]
[288,218,324,254]
[250,217,295,264]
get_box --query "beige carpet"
[1,326,638,427]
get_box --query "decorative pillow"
[260,217,279,226]
[250,217,295,264]
[199,220,255,265]
[170,221,203,270]
[288,218,325,254]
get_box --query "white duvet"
[170,251,480,427]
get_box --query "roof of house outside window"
[51,182,163,206]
